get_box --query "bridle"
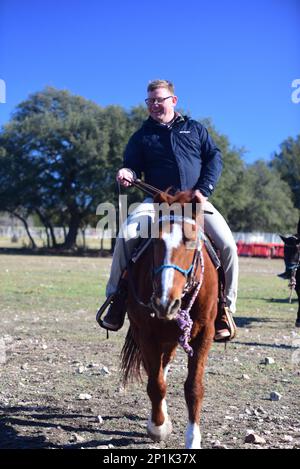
[150,213,205,357]
[118,179,204,304]
[152,214,203,298]
[117,179,206,356]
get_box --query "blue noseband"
[153,263,193,277]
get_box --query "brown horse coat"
[121,191,218,448]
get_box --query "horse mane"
[154,189,195,206]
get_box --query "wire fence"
[0,225,284,252]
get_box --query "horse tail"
[121,326,145,385]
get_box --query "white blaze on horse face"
[160,223,183,307]
[185,422,201,449]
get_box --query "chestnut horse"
[121,191,218,449]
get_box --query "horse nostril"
[151,296,162,312]
[150,296,181,319]
[153,296,161,307]
[172,298,181,312]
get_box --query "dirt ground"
[0,255,300,449]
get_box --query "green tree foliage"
[271,135,300,209]
[0,88,134,248]
[204,119,248,227]
[0,88,298,250]
[234,161,298,232]
[206,120,298,232]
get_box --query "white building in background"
[232,232,283,244]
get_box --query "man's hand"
[116,168,135,187]
[192,189,208,204]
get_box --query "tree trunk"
[110,236,116,254]
[35,209,57,248]
[81,228,86,249]
[62,214,81,249]
[48,224,57,248]
[10,211,37,249]
[45,227,50,248]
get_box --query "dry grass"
[0,255,300,449]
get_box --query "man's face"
[146,87,178,123]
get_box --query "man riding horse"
[97,79,238,341]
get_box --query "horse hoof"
[147,416,173,442]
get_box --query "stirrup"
[96,294,115,325]
[214,307,237,342]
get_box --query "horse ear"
[154,192,168,204]
[291,235,300,245]
[280,234,299,245]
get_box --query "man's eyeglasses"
[145,96,173,106]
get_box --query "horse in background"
[279,218,300,327]
[121,191,219,449]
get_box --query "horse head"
[150,190,203,321]
[279,234,300,268]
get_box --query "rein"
[118,181,153,311]
[124,178,163,197]
[176,248,204,357]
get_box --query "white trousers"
[106,198,238,314]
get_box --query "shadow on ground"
[0,405,148,449]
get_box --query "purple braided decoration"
[176,309,194,357]
[176,247,205,357]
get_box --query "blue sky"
[0,0,299,163]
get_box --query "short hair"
[147,79,175,94]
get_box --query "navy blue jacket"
[123,114,223,197]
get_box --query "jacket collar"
[144,112,186,129]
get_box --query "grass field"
[0,254,300,449]
[0,235,112,250]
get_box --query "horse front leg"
[184,325,214,449]
[142,343,173,442]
